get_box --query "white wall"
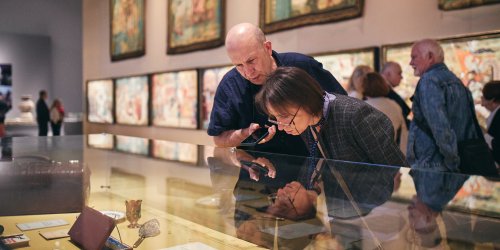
[0,33,51,118]
[83,0,500,145]
[0,0,82,114]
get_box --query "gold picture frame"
[110,0,146,61]
[260,0,364,34]
[167,0,226,54]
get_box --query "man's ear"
[263,40,272,54]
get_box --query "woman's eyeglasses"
[267,107,300,127]
[269,184,301,217]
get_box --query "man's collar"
[426,62,447,73]
[271,50,281,67]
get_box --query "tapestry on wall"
[260,0,364,34]
[167,0,225,54]
[110,0,146,61]
[438,0,500,10]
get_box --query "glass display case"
[0,135,499,249]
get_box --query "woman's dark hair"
[482,80,500,102]
[362,72,390,98]
[255,67,324,117]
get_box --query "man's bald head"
[225,23,266,52]
[381,61,403,87]
[223,23,276,85]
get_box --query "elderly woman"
[362,72,408,155]
[347,65,373,100]
[255,67,406,166]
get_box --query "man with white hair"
[407,39,478,172]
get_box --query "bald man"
[407,39,478,172]
[208,23,345,156]
[381,61,411,126]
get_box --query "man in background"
[381,61,411,127]
[407,39,477,172]
[36,90,50,136]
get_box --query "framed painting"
[439,0,500,10]
[151,70,198,129]
[167,0,225,54]
[312,47,378,91]
[260,0,364,34]
[152,139,199,164]
[87,133,114,150]
[110,0,146,61]
[115,75,149,126]
[382,31,500,128]
[199,65,232,129]
[87,79,114,124]
[115,135,150,156]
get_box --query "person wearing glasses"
[207,22,346,156]
[256,67,407,166]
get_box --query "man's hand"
[258,125,276,144]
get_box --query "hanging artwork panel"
[110,0,146,61]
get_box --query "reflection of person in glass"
[408,170,468,248]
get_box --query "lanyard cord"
[308,126,384,250]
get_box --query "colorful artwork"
[152,70,198,129]
[383,32,500,128]
[312,48,377,91]
[115,135,149,155]
[87,80,114,124]
[439,0,500,10]
[115,76,149,126]
[87,133,114,149]
[200,65,232,129]
[152,139,199,164]
[260,0,364,33]
[167,0,225,54]
[110,0,145,61]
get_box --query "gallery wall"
[0,33,51,118]
[0,0,82,115]
[83,0,500,146]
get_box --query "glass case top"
[0,134,499,249]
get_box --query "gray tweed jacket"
[308,95,407,167]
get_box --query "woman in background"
[347,65,373,100]
[481,81,500,165]
[50,99,65,136]
[362,72,408,155]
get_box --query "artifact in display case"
[152,139,199,164]
[115,135,149,156]
[0,160,88,216]
[87,133,114,150]
[115,75,149,126]
[87,79,114,124]
[260,0,364,33]
[152,70,198,129]
[167,0,225,54]
[312,47,378,91]
[382,31,500,128]
[110,0,145,61]
[200,65,232,129]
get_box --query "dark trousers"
[38,121,48,136]
[51,122,62,136]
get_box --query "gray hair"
[414,39,444,63]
